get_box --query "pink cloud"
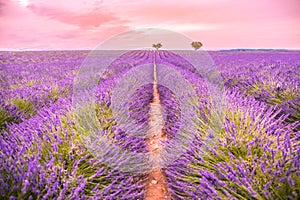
[0,1,5,15]
[27,3,124,28]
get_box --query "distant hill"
[218,48,288,52]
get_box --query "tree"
[191,41,203,50]
[152,43,162,50]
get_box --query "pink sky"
[0,0,299,50]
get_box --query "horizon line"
[1,48,300,52]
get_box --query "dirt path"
[145,54,171,200]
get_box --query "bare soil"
[145,59,171,200]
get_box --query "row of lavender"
[159,50,300,199]
[211,51,300,125]
[0,50,153,199]
[1,50,299,199]
[0,51,88,129]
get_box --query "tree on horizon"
[152,43,162,50]
[191,41,203,50]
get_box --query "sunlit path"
[145,52,171,200]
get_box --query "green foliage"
[24,111,116,198]
[246,81,297,104]
[27,79,41,87]
[95,103,116,139]
[47,85,69,101]
[11,98,36,118]
[182,104,299,199]
[0,106,20,131]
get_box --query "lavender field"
[0,50,299,199]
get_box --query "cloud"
[0,0,10,16]
[27,3,125,28]
[0,1,4,15]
